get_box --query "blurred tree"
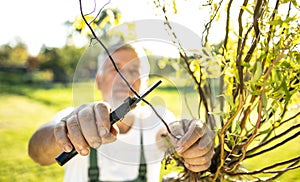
[0,39,28,67]
[38,45,84,83]
[39,47,66,83]
[26,56,39,72]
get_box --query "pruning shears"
[55,80,162,166]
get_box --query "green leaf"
[241,5,254,15]
[268,19,283,26]
[224,143,232,152]
[281,77,291,104]
[259,127,272,134]
[158,58,168,69]
[253,61,262,82]
[262,92,268,108]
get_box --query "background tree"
[38,45,84,83]
[153,0,300,181]
[0,39,28,67]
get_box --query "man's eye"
[130,70,139,75]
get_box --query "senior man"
[28,43,214,182]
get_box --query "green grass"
[0,94,65,182]
[1,81,300,181]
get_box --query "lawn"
[0,80,299,181]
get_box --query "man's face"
[97,48,141,106]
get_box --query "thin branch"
[223,0,233,51]
[264,160,300,180]
[247,122,300,155]
[236,0,249,57]
[253,0,263,37]
[213,95,244,180]
[89,0,111,25]
[202,0,224,46]
[239,95,255,129]
[228,49,283,172]
[246,130,300,159]
[157,0,211,120]
[179,54,209,117]
[262,0,280,69]
[234,24,253,98]
[79,0,140,98]
[228,155,300,176]
[142,99,177,139]
[84,0,97,16]
[275,111,300,129]
[233,0,249,98]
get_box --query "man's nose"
[114,69,131,85]
[118,69,133,81]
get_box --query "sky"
[0,0,218,56]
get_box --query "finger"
[180,135,214,158]
[78,105,101,149]
[101,125,118,144]
[66,114,90,156]
[168,120,185,145]
[98,122,118,144]
[94,102,111,138]
[176,120,205,154]
[198,129,215,151]
[169,120,185,137]
[183,145,214,165]
[110,124,119,136]
[184,160,212,172]
[54,120,73,152]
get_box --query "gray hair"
[97,42,150,91]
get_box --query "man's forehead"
[103,57,140,69]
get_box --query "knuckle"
[78,107,93,121]
[54,122,64,133]
[96,102,110,112]
[198,135,214,150]
[54,121,66,137]
[67,117,80,130]
[78,104,88,110]
[198,140,210,151]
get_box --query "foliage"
[38,45,85,83]
[154,0,300,181]
[0,39,85,84]
[0,39,28,67]
[65,8,122,42]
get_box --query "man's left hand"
[168,119,215,172]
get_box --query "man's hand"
[54,102,118,156]
[169,119,215,172]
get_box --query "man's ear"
[96,73,102,91]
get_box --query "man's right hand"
[54,102,118,156]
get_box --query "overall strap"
[88,132,147,182]
[137,130,147,181]
[88,148,100,182]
